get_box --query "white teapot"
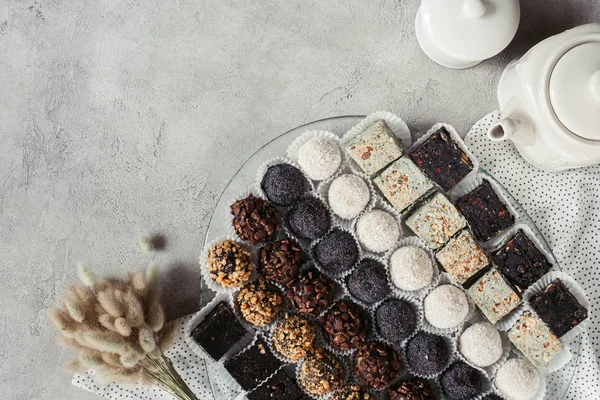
[489,24,600,171]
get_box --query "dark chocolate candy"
[389,377,435,400]
[261,163,307,206]
[247,370,307,400]
[406,331,450,376]
[224,338,283,391]
[287,196,331,240]
[376,299,417,344]
[346,258,391,305]
[440,361,484,400]
[314,228,359,275]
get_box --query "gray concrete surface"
[1,0,599,399]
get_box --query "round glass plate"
[201,115,580,399]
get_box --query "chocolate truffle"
[298,348,345,395]
[247,370,306,400]
[261,163,307,206]
[440,361,484,400]
[314,228,359,275]
[375,299,417,344]
[459,322,503,368]
[507,311,563,368]
[456,180,515,242]
[355,209,400,253]
[286,269,335,316]
[406,193,466,249]
[530,278,588,337]
[258,239,302,285]
[389,246,434,292]
[272,313,317,361]
[424,285,469,330]
[346,258,391,305]
[492,229,552,293]
[468,268,520,324]
[287,196,331,240]
[298,138,342,181]
[236,279,284,326]
[406,331,450,376]
[409,127,474,192]
[389,378,435,400]
[206,240,253,288]
[319,300,368,351]
[331,385,373,400]
[223,338,283,391]
[436,230,489,285]
[231,194,280,245]
[482,395,505,400]
[190,302,248,362]
[354,341,402,389]
[345,120,404,175]
[328,174,371,219]
[494,358,540,400]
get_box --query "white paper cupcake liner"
[185,291,257,364]
[371,292,422,349]
[310,224,363,281]
[282,192,333,251]
[343,254,393,310]
[402,329,457,380]
[286,130,347,184]
[522,271,590,343]
[295,347,349,400]
[407,122,480,192]
[449,172,520,244]
[255,156,315,207]
[317,171,377,227]
[351,196,405,256]
[492,354,548,400]
[231,279,286,332]
[386,236,441,299]
[455,315,512,378]
[420,273,475,336]
[199,235,257,294]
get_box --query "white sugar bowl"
[415,0,520,69]
[489,24,600,172]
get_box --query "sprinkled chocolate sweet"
[354,341,402,390]
[206,240,253,288]
[406,331,450,376]
[272,312,317,361]
[331,385,373,400]
[223,338,283,391]
[258,239,303,285]
[231,194,280,245]
[298,348,345,395]
[375,299,417,344]
[389,377,435,400]
[319,299,368,351]
[314,228,359,275]
[247,370,306,400]
[286,269,335,316]
[236,279,284,327]
[346,258,391,305]
[287,196,331,240]
[440,361,484,400]
[261,163,307,206]
[481,395,504,400]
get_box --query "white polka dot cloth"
[72,315,242,400]
[466,111,599,400]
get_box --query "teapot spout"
[488,118,519,142]
[487,104,535,146]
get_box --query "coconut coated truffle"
[459,322,503,368]
[494,358,540,400]
[328,174,370,219]
[298,138,342,181]
[424,285,469,330]
[356,209,400,253]
[389,246,434,291]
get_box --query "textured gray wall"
[1,1,599,399]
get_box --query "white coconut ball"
[495,358,541,400]
[424,285,469,329]
[297,138,342,181]
[327,174,370,219]
[459,322,504,367]
[389,246,434,291]
[356,210,400,253]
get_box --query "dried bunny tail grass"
[47,307,79,338]
[97,288,125,318]
[146,301,165,332]
[93,279,110,292]
[115,317,132,337]
[63,359,86,374]
[101,352,123,368]
[77,263,96,286]
[145,263,160,304]
[83,331,128,354]
[121,290,145,327]
[139,327,157,353]
[157,321,178,351]
[56,336,83,350]
[120,351,144,368]
[132,272,146,295]
[64,285,87,323]
[78,350,105,369]
[98,313,118,333]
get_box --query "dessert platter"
[188,114,589,400]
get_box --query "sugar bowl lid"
[549,42,600,141]
[420,0,520,61]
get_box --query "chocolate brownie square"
[456,180,515,241]
[247,370,307,400]
[530,279,588,337]
[224,338,284,391]
[409,127,474,191]
[190,302,248,362]
[493,230,552,293]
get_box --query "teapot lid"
[549,42,600,141]
[420,0,520,61]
